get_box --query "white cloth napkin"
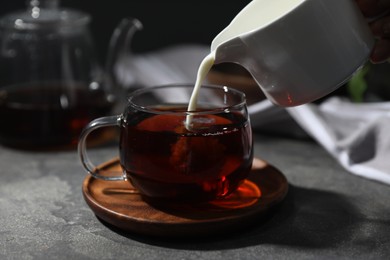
[115,44,208,88]
[288,98,390,185]
[116,44,390,185]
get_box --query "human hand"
[356,0,390,63]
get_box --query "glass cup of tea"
[78,84,253,204]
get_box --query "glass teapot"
[0,0,142,149]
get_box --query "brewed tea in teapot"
[0,0,139,148]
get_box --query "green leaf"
[347,64,370,103]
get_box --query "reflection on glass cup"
[78,85,253,204]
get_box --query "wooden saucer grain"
[82,158,288,238]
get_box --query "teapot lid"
[0,0,90,30]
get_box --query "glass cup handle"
[78,115,125,181]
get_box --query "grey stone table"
[1,133,389,260]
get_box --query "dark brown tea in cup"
[120,105,253,203]
[0,83,113,148]
[78,85,253,205]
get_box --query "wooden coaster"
[82,158,288,238]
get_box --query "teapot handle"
[104,17,143,90]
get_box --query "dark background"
[1,1,251,62]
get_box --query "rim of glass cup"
[127,84,247,116]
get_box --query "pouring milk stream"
[186,0,374,127]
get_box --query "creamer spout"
[212,37,247,65]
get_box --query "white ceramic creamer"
[208,0,375,107]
